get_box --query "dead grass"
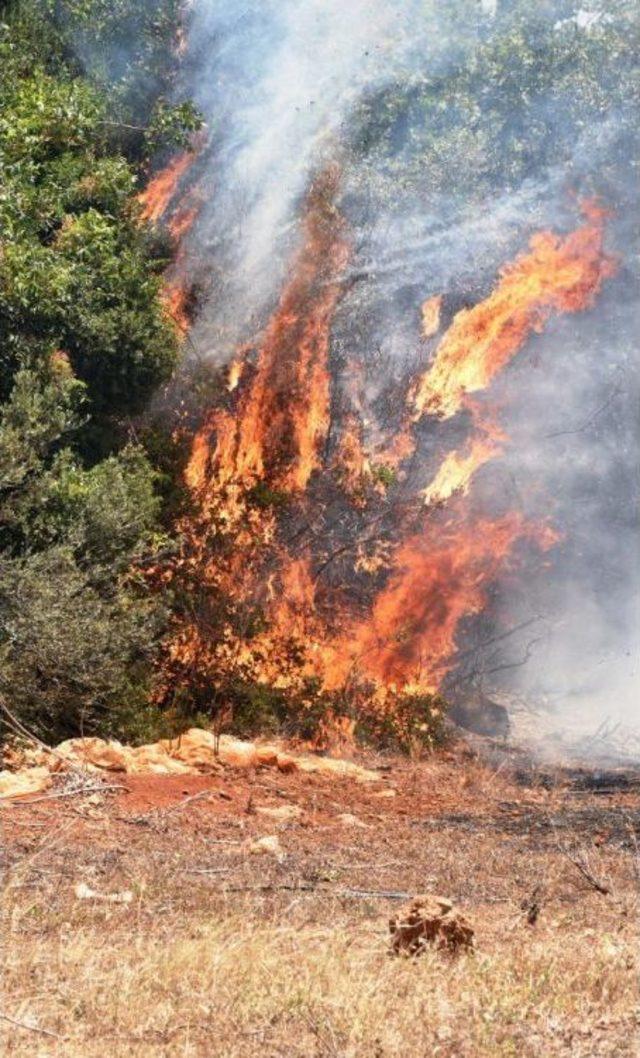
[1,753,638,1056]
[2,895,636,1057]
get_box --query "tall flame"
[188,167,350,498]
[138,152,196,224]
[411,202,617,421]
[422,429,504,507]
[161,197,617,723]
[323,512,558,692]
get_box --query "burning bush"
[155,176,613,752]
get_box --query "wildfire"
[162,281,191,332]
[421,294,443,339]
[422,430,503,507]
[411,202,617,421]
[226,356,245,392]
[138,147,205,334]
[138,152,196,224]
[159,194,616,728]
[322,511,558,692]
[189,167,350,501]
[169,203,201,242]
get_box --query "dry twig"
[0,1010,65,1040]
[3,784,128,807]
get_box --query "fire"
[334,415,372,497]
[138,152,195,224]
[162,281,190,332]
[226,356,245,392]
[194,167,350,499]
[421,294,443,339]
[411,203,617,421]
[139,147,205,335]
[158,196,617,731]
[323,512,558,692]
[169,203,201,242]
[422,433,503,507]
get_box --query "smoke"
[182,0,416,348]
[175,0,639,753]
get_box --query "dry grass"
[1,756,639,1056]
[2,893,636,1057]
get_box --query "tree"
[0,366,166,740]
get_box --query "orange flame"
[138,152,196,225]
[162,281,190,332]
[323,512,558,692]
[421,294,443,339]
[422,433,503,507]
[161,200,617,722]
[169,203,201,242]
[411,202,617,421]
[191,167,350,499]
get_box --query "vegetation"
[0,0,197,741]
[1,0,637,748]
[2,751,637,1056]
[352,0,639,207]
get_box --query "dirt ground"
[1,740,639,1057]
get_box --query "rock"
[389,895,474,956]
[247,834,283,858]
[74,882,133,904]
[256,803,301,822]
[336,812,369,828]
[0,766,52,799]
[449,688,510,738]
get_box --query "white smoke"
[185,0,426,350]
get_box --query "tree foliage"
[352,0,639,204]
[0,0,193,741]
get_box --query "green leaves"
[0,0,190,741]
[0,367,84,494]
[0,369,166,740]
[353,2,639,200]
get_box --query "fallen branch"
[0,1011,65,1040]
[561,848,612,896]
[163,790,214,814]
[216,883,412,900]
[339,888,412,900]
[3,784,128,807]
[0,695,95,777]
[184,867,232,875]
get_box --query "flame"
[162,281,190,332]
[334,414,371,497]
[195,167,350,498]
[169,203,200,242]
[411,202,617,420]
[160,199,616,726]
[421,437,499,506]
[226,356,245,392]
[138,152,195,224]
[323,512,558,692]
[421,294,443,339]
[422,415,505,506]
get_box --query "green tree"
[0,0,195,741]
[0,366,166,740]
